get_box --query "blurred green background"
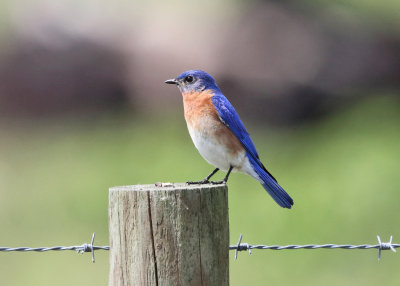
[0,0,399,285]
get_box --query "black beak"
[165,78,178,85]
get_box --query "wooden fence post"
[108,183,229,286]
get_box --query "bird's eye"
[185,75,194,83]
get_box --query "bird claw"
[186,180,226,185]
[186,179,210,185]
[210,180,226,185]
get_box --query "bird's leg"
[187,168,219,185]
[210,166,233,185]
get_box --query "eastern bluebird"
[165,70,293,208]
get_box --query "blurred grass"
[301,0,400,32]
[0,95,399,285]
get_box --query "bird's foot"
[210,180,226,185]
[186,179,226,185]
[186,179,210,185]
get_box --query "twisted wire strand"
[230,234,398,260]
[0,233,108,262]
[229,243,400,250]
[0,246,110,252]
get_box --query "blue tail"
[248,156,294,209]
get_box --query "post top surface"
[109,182,227,192]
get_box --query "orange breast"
[182,90,216,129]
[182,90,243,155]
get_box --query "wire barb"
[234,234,251,260]
[77,233,96,263]
[377,235,396,260]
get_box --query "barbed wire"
[230,234,398,261]
[0,233,397,262]
[0,233,109,262]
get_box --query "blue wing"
[211,94,260,161]
[212,93,294,208]
[211,93,278,181]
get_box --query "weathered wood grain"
[108,183,229,286]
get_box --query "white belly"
[187,125,258,179]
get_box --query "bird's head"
[165,70,220,94]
